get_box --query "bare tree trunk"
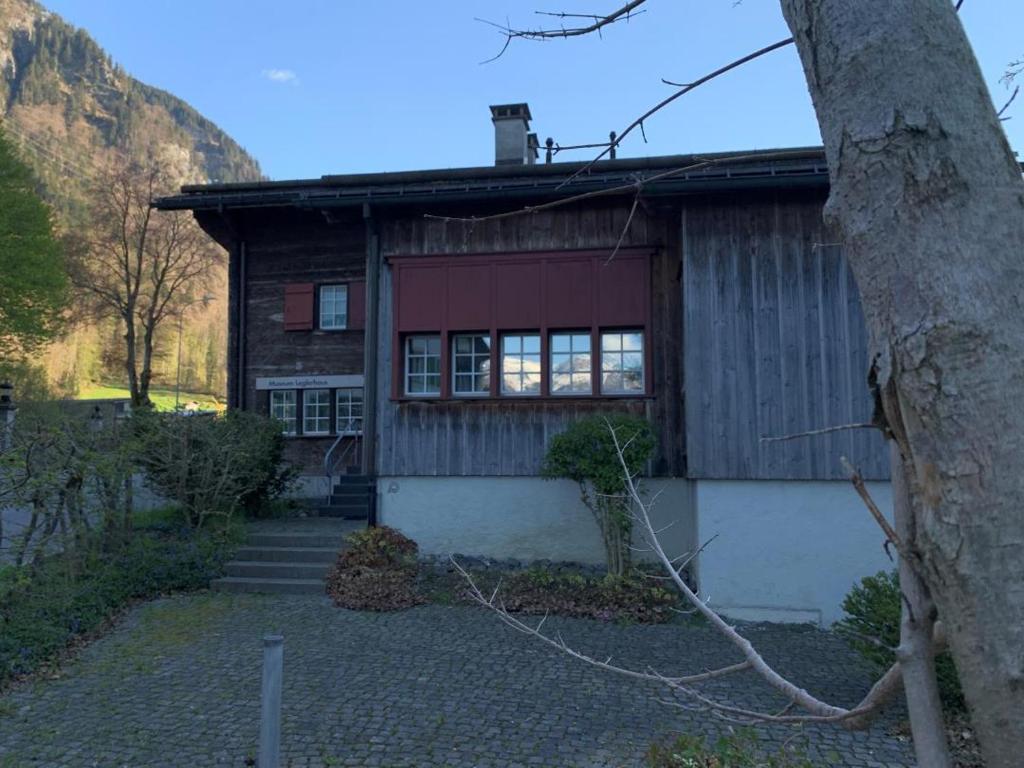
[780,1,1024,764]
[892,443,952,767]
[123,312,143,407]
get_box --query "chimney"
[490,103,535,166]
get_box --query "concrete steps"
[212,519,363,595]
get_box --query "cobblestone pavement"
[0,594,914,767]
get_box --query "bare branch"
[556,37,795,189]
[478,1,647,62]
[760,422,878,443]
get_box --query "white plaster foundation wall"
[378,476,696,565]
[694,479,893,626]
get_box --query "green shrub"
[838,570,964,710]
[133,409,296,527]
[0,526,238,686]
[646,731,814,768]
[542,414,656,576]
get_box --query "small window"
[336,388,363,434]
[319,285,348,329]
[601,331,645,394]
[452,334,491,396]
[501,334,541,395]
[550,332,592,395]
[405,335,441,396]
[303,389,331,434]
[269,390,296,435]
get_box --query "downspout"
[361,204,380,526]
[237,240,248,410]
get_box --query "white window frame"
[600,330,646,395]
[302,389,331,435]
[451,333,491,397]
[500,333,541,396]
[336,388,363,435]
[269,390,296,435]
[549,332,592,395]
[405,335,441,397]
[319,284,348,330]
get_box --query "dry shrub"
[326,526,424,612]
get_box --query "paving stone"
[0,593,915,766]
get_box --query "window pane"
[602,334,622,352]
[522,373,541,393]
[552,354,571,374]
[503,336,521,354]
[409,337,426,355]
[455,336,472,353]
[426,374,440,392]
[426,337,441,355]
[474,336,491,354]
[602,371,624,392]
[623,332,643,351]
[572,353,591,372]
[572,334,591,351]
[551,334,571,353]
[551,373,570,392]
[523,335,541,354]
[623,371,643,391]
[408,377,424,394]
[426,356,440,374]
[623,352,643,372]
[455,356,472,373]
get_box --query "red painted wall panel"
[398,266,446,331]
[545,259,592,328]
[283,282,314,331]
[447,264,492,330]
[597,255,647,326]
[494,262,541,328]
[348,280,366,330]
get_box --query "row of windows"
[270,387,363,436]
[403,330,645,397]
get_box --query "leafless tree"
[472,1,1024,765]
[68,159,218,407]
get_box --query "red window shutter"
[348,280,366,330]
[283,283,314,331]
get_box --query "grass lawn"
[77,384,224,412]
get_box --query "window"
[303,389,331,434]
[269,390,296,434]
[405,335,441,396]
[336,388,363,434]
[601,331,645,394]
[319,285,348,329]
[452,334,491,396]
[550,332,592,395]
[501,334,541,395]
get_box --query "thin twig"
[760,422,877,443]
[556,37,794,189]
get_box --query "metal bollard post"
[258,634,284,768]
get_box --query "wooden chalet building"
[156,104,893,624]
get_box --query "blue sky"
[43,0,1023,181]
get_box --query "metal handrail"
[323,418,362,495]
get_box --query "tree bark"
[892,442,951,767]
[780,1,1024,764]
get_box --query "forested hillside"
[0,0,262,399]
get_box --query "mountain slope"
[0,0,262,221]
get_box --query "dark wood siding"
[682,192,888,480]
[376,201,685,477]
[234,207,367,471]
